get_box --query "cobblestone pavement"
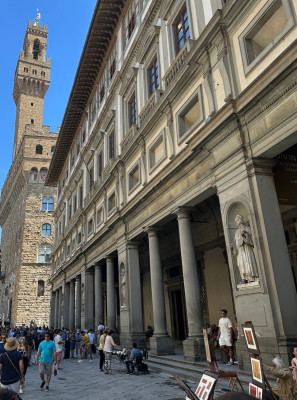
[20,354,196,400]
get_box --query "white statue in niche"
[120,266,127,307]
[231,214,259,283]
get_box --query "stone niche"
[227,202,260,290]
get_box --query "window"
[41,71,46,77]
[77,232,82,245]
[79,186,83,207]
[108,192,116,214]
[100,86,105,102]
[68,202,72,220]
[89,167,93,190]
[88,218,94,235]
[30,168,38,183]
[110,59,116,82]
[37,280,45,296]
[73,195,77,214]
[36,145,43,155]
[108,45,117,84]
[96,207,103,226]
[128,93,137,127]
[109,132,115,160]
[42,223,51,236]
[24,67,28,73]
[40,168,48,183]
[31,119,34,124]
[175,8,190,53]
[98,151,103,176]
[38,245,52,263]
[125,2,136,46]
[82,130,86,143]
[33,39,40,60]
[148,131,166,172]
[149,58,159,96]
[91,96,97,122]
[42,197,54,211]
[177,87,203,140]
[71,238,76,253]
[128,162,141,192]
[244,0,288,65]
[31,102,34,106]
[32,69,37,75]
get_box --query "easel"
[203,329,244,392]
[264,375,278,400]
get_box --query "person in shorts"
[54,330,63,370]
[36,333,56,392]
[217,309,237,365]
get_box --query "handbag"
[3,352,24,384]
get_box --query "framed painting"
[203,328,212,363]
[250,355,265,388]
[242,322,260,354]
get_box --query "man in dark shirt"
[0,338,24,393]
[125,343,143,374]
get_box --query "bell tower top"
[12,12,51,158]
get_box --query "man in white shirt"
[217,309,237,365]
[54,330,64,370]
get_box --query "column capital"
[95,261,105,268]
[126,240,140,250]
[143,226,161,237]
[105,255,116,262]
[172,206,193,219]
[246,157,275,176]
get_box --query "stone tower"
[0,15,57,327]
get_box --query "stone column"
[50,291,56,328]
[76,276,81,330]
[106,256,116,330]
[175,207,205,361]
[119,241,146,348]
[54,290,59,328]
[69,280,75,330]
[146,228,174,355]
[63,282,70,329]
[85,269,94,329]
[94,263,104,329]
[57,287,62,329]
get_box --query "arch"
[33,39,40,60]
[30,167,38,183]
[38,245,52,263]
[40,168,48,183]
[36,144,43,155]
[37,280,45,296]
[42,223,51,236]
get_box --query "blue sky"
[0,0,97,190]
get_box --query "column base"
[150,335,175,356]
[183,336,206,362]
[119,333,147,351]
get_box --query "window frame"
[128,92,137,128]
[107,191,117,215]
[148,58,160,97]
[148,129,167,173]
[176,85,204,143]
[238,0,294,75]
[128,160,141,194]
[174,7,190,55]
[42,223,51,236]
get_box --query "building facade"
[46,0,297,368]
[0,17,57,326]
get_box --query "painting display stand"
[203,329,244,392]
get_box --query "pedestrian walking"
[103,330,121,374]
[0,338,24,394]
[217,309,237,365]
[36,332,57,392]
[17,337,29,394]
[98,330,107,372]
[54,330,63,370]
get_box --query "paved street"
[20,354,196,400]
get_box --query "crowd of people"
[0,318,296,400]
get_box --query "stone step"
[146,355,252,389]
